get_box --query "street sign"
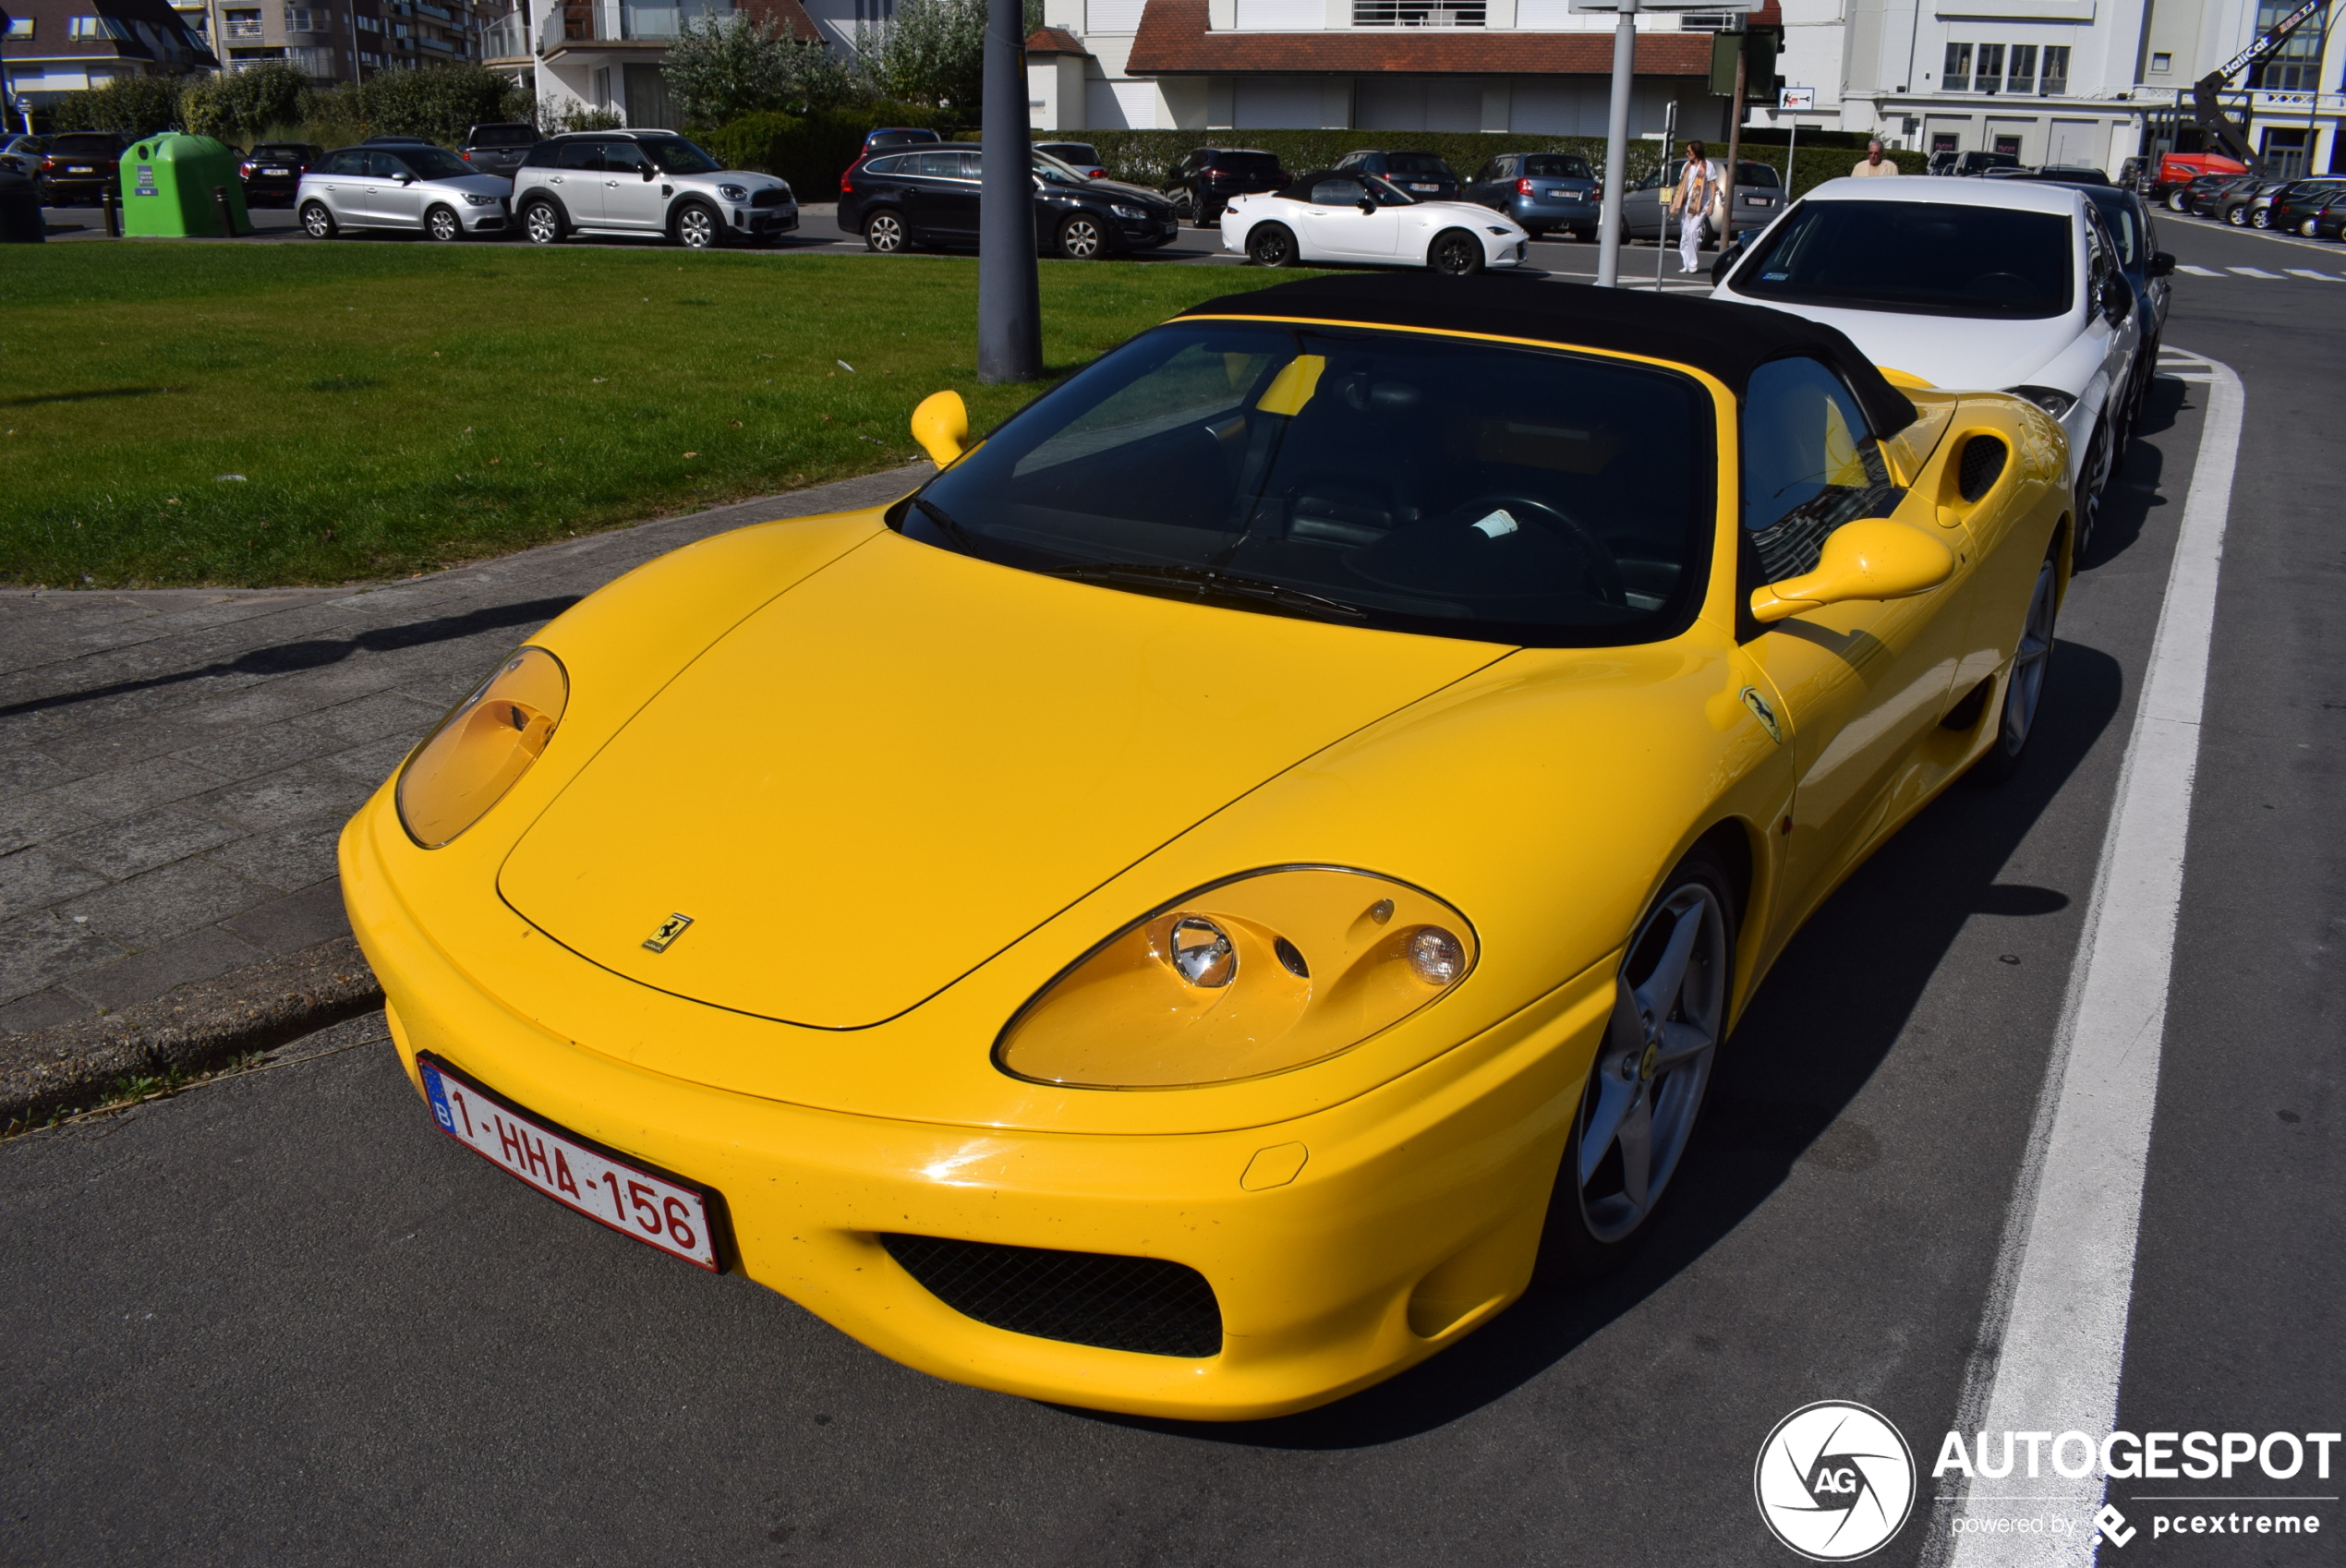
[1778,85,1817,111]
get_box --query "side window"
[555,140,601,171]
[1741,357,1900,585]
[603,142,651,175]
[913,150,962,177]
[320,150,362,175]
[1310,177,1366,205]
[368,151,409,178]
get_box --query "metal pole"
[1595,0,1638,288]
[1653,96,1675,291]
[976,0,1041,383]
[1785,114,1797,199]
[1722,39,1746,250]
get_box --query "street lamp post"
[1594,0,1639,287]
[976,0,1042,383]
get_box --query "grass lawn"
[0,245,1309,588]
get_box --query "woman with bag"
[1667,139,1723,275]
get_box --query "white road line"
[2176,263,2224,276]
[1935,353,2245,1568]
[2226,265,2284,278]
[2283,267,2340,280]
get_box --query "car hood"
[422,173,513,197]
[706,169,791,191]
[498,529,1507,1030]
[1719,292,2085,392]
[1408,199,1521,228]
[1082,176,1168,206]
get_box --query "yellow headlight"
[395,646,568,849]
[996,867,1477,1090]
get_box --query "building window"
[1352,0,1485,23]
[2041,45,2069,94]
[2255,0,2325,90]
[1942,42,1973,92]
[2149,50,2171,73]
[68,15,139,39]
[285,5,326,30]
[1976,43,2004,92]
[2007,43,2036,92]
[4,14,30,33]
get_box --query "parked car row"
[2158,166,2346,237]
[841,144,1178,259]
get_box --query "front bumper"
[1510,197,1597,231]
[730,203,799,235]
[462,201,509,233]
[339,787,1612,1420]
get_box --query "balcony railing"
[1350,0,1485,24]
[482,10,527,55]
[546,0,730,48]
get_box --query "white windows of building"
[1940,40,2069,95]
[1086,0,1145,30]
[1352,0,1486,24]
[285,6,328,31]
[68,16,139,40]
[6,13,33,33]
[2149,50,2171,73]
[851,0,894,21]
[1230,0,1318,24]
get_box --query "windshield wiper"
[1043,561,1364,621]
[911,496,982,554]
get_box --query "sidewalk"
[0,464,928,1067]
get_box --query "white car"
[1220,169,1529,275]
[1714,176,2141,553]
[297,142,513,242]
[512,130,798,249]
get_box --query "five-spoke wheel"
[1428,229,1483,276]
[424,204,461,243]
[1537,849,1735,1275]
[522,199,562,246]
[1246,223,1297,268]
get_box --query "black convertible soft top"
[1174,273,1920,436]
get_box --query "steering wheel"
[1438,494,1626,606]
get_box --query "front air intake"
[1958,435,2009,503]
[880,1234,1224,1358]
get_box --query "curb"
[1,936,382,1132]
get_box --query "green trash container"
[120,133,251,238]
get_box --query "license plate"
[1409,182,1438,190]
[261,166,288,175]
[69,165,94,173]
[417,1053,720,1271]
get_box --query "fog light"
[1408,926,1466,985]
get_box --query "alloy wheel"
[1430,231,1481,275]
[1058,215,1103,259]
[1574,881,1729,1245]
[1247,224,1295,267]
[301,201,333,239]
[2074,425,2112,558]
[2304,218,2322,237]
[425,206,459,242]
[1998,561,2058,760]
[523,201,560,245]
[2227,205,2247,225]
[678,206,718,247]
[2252,207,2272,228]
[865,211,904,252]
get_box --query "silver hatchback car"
[511,130,797,248]
[297,144,513,241]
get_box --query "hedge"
[698,103,958,195]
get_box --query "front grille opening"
[1958,434,2009,503]
[880,1234,1224,1358]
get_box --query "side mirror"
[641,165,656,180]
[911,389,969,466]
[1749,517,1955,624]
[1710,235,1746,283]
[2147,250,2176,277]
[1357,198,1376,214]
[2099,271,2133,321]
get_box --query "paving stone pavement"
[0,464,929,1036]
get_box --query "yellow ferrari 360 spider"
[341,275,2070,1420]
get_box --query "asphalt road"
[2,215,2334,1568]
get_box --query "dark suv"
[1160,147,1285,225]
[35,132,127,204]
[840,144,1177,259]
[1332,150,1460,201]
[239,142,320,208]
[461,122,539,178]
[1463,151,1598,239]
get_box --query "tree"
[51,73,188,138]
[300,64,533,146]
[854,0,985,113]
[181,61,308,143]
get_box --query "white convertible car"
[1221,169,1530,275]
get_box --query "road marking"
[1935,352,2244,1568]
[2283,267,2340,280]
[2174,263,2224,275]
[2225,265,2284,278]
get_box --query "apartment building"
[513,0,816,126]
[1776,0,2340,175]
[1022,0,1745,135]
[1,0,214,107]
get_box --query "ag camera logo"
[1755,1401,1918,1561]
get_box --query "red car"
[2153,151,2247,210]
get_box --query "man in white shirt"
[1668,140,1723,275]
[1850,140,1900,177]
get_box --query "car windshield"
[252,144,308,158]
[1383,154,1454,177]
[1045,144,1101,163]
[393,146,474,180]
[1033,151,1089,185]
[1730,199,2074,320]
[870,129,939,149]
[1735,162,1782,187]
[1521,155,1592,179]
[470,125,536,148]
[53,135,118,154]
[1212,151,1282,175]
[901,320,1714,645]
[640,138,720,175]
[2088,194,2142,264]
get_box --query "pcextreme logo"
[1755,1402,1919,1562]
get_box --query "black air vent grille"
[750,187,788,208]
[1958,435,2009,503]
[880,1234,1224,1358]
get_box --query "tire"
[2227,204,2248,225]
[2251,206,2271,229]
[1171,190,1194,222]
[2167,189,2189,212]
[1970,551,2060,787]
[299,199,337,239]
[1533,844,1737,1281]
[863,207,907,253]
[2073,421,2112,561]
[1055,211,1106,259]
[2302,218,2321,237]
[1428,227,1483,276]
[521,198,564,246]
[423,203,461,242]
[1246,222,1298,268]
[675,201,720,248]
